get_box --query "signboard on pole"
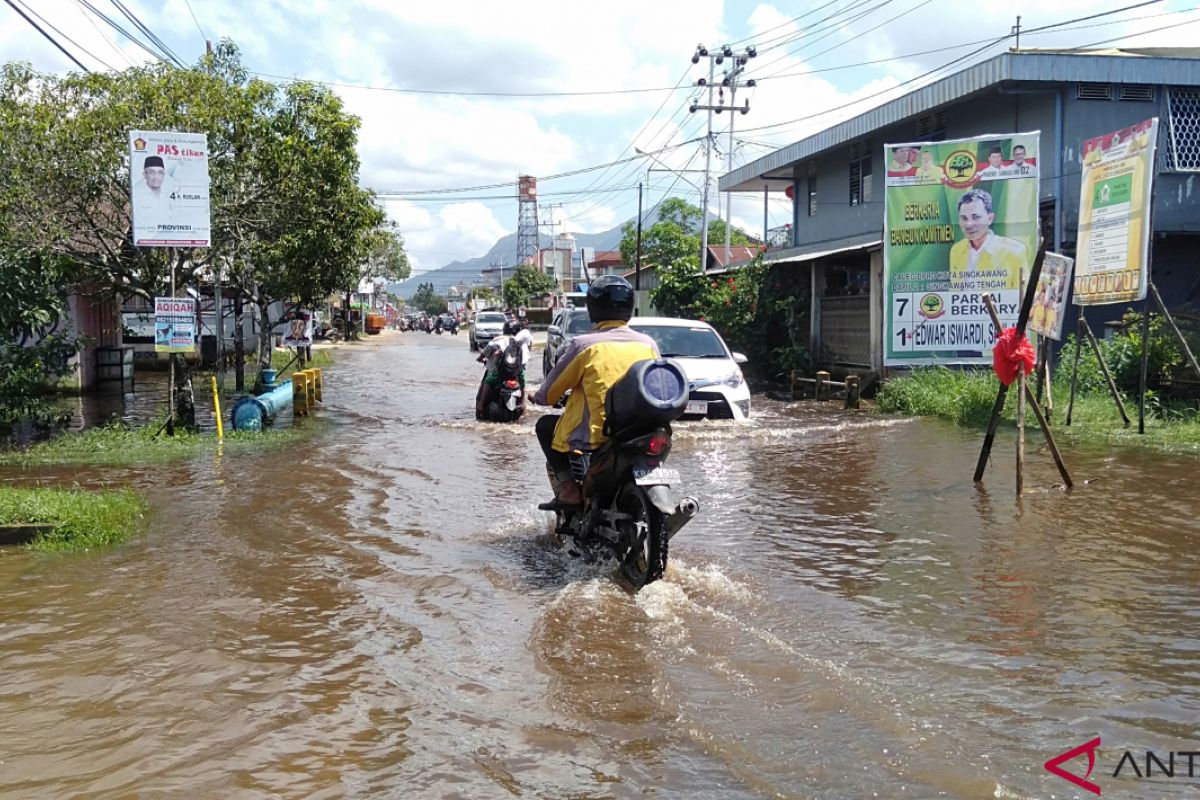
[1028,252,1074,341]
[883,131,1040,366]
[155,296,196,353]
[129,130,211,248]
[1073,118,1158,306]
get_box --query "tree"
[0,42,390,376]
[0,246,76,423]
[359,224,411,286]
[618,197,752,278]
[502,265,556,310]
[411,282,446,315]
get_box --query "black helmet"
[502,320,517,335]
[586,275,635,323]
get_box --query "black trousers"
[536,414,571,475]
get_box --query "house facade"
[719,49,1200,373]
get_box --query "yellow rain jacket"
[532,320,660,453]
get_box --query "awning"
[706,238,882,275]
[763,239,882,266]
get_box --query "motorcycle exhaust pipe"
[665,496,699,540]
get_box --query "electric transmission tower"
[516,175,540,267]
[689,43,756,271]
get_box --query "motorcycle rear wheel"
[615,483,667,588]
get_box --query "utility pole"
[540,204,563,293]
[1013,15,1022,50]
[690,43,756,273]
[635,182,643,291]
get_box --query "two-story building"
[719,48,1200,373]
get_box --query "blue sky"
[2,0,1197,276]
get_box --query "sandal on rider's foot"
[538,497,581,512]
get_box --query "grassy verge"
[0,419,321,467]
[271,348,335,374]
[0,485,149,551]
[876,367,1200,455]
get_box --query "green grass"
[0,419,321,467]
[0,485,149,551]
[271,348,335,374]
[877,367,1200,455]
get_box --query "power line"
[369,137,703,196]
[182,0,206,44]
[74,0,136,67]
[77,0,172,64]
[11,0,115,70]
[3,0,90,71]
[108,0,184,66]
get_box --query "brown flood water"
[1,331,1198,799]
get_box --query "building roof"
[720,49,1200,193]
[707,245,760,267]
[588,250,625,267]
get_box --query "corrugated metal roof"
[721,50,1200,192]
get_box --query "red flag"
[992,327,1035,386]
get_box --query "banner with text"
[154,296,196,353]
[1028,252,1074,341]
[129,130,211,248]
[883,131,1040,366]
[1073,118,1157,306]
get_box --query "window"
[1166,86,1200,172]
[1076,82,1113,101]
[849,157,872,207]
[916,111,946,141]
[807,174,817,216]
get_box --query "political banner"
[129,130,211,247]
[1073,118,1158,306]
[1028,252,1074,341]
[883,131,1040,366]
[283,310,313,349]
[154,296,196,353]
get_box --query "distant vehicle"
[628,317,751,420]
[543,307,593,377]
[365,312,386,334]
[469,311,507,352]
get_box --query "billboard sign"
[129,130,211,248]
[154,296,196,353]
[883,131,1041,365]
[1073,118,1158,306]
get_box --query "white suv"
[629,317,751,420]
[469,311,507,352]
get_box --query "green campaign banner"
[883,132,1040,366]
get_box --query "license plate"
[685,400,708,415]
[633,466,680,486]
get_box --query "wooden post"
[816,370,830,401]
[1066,310,1083,426]
[1016,360,1025,496]
[845,375,860,409]
[974,245,1046,483]
[1080,316,1130,427]
[1151,282,1200,381]
[1138,297,1150,435]
[983,294,1073,489]
[790,369,796,401]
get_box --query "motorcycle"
[547,359,699,589]
[476,339,525,422]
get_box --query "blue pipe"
[230,379,293,431]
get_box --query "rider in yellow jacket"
[532,276,659,508]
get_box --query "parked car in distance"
[469,311,507,351]
[628,317,751,420]
[543,308,593,377]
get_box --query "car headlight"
[722,370,744,389]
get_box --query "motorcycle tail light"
[647,431,670,456]
[505,379,519,389]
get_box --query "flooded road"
[2,331,1199,798]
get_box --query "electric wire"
[108,0,185,66]
[75,0,137,67]
[77,0,173,64]
[3,0,90,71]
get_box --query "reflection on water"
[1,331,1199,798]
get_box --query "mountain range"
[390,221,629,297]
